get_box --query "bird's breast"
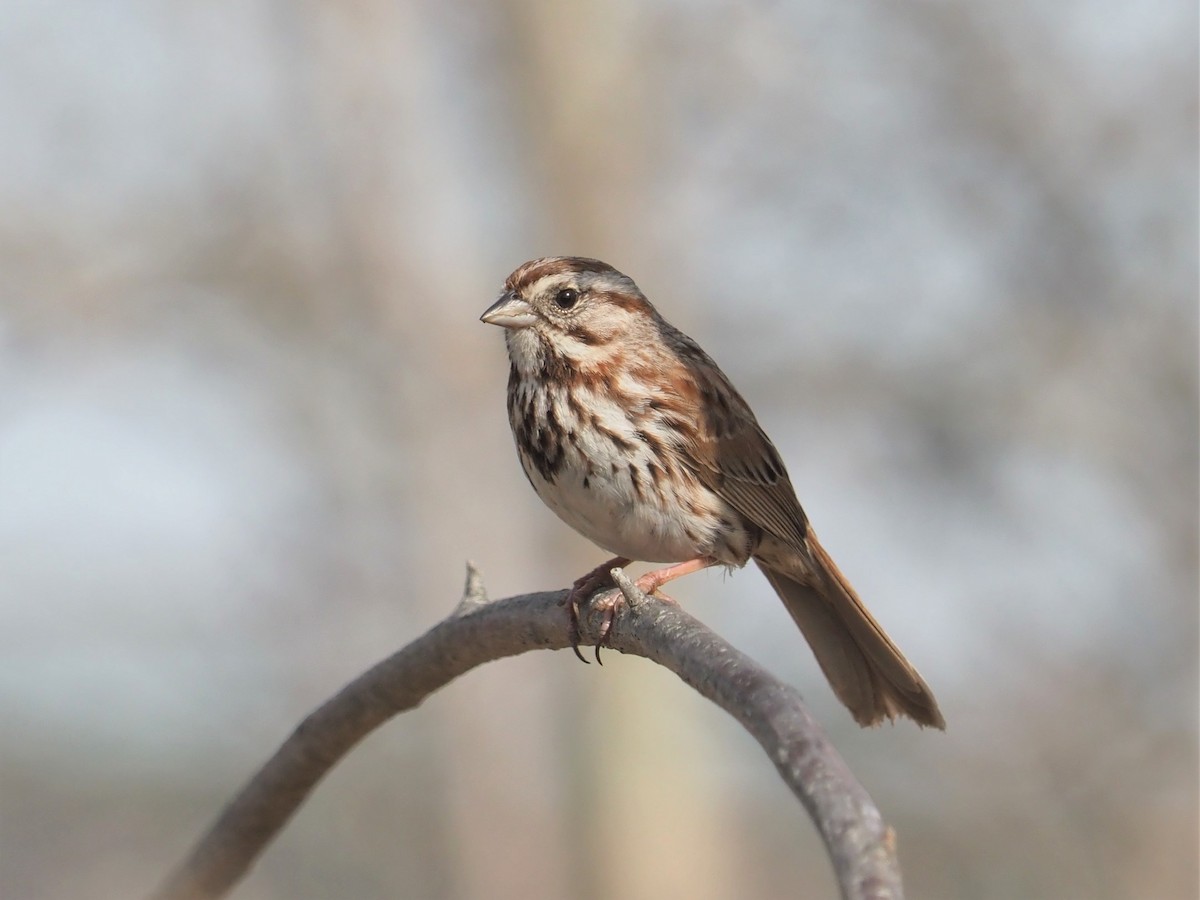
[507,377,755,566]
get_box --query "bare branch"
[151,564,904,900]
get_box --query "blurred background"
[1,2,1196,898]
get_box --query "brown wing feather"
[655,317,943,729]
[667,326,809,548]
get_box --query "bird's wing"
[669,333,809,549]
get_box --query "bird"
[481,256,944,729]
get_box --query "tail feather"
[756,536,944,729]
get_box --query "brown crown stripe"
[506,257,621,294]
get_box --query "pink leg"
[569,556,630,601]
[635,556,720,595]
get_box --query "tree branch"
[150,564,904,900]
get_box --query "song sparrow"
[481,257,944,729]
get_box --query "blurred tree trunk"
[269,2,574,897]
[497,2,739,899]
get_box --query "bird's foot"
[564,557,630,664]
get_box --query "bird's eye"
[554,288,579,310]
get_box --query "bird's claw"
[563,557,630,663]
[567,587,624,664]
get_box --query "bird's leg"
[578,555,721,665]
[565,557,630,664]
[635,556,720,595]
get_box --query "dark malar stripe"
[566,324,607,346]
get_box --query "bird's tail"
[756,535,944,729]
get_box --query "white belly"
[525,452,712,563]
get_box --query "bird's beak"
[480,292,537,328]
